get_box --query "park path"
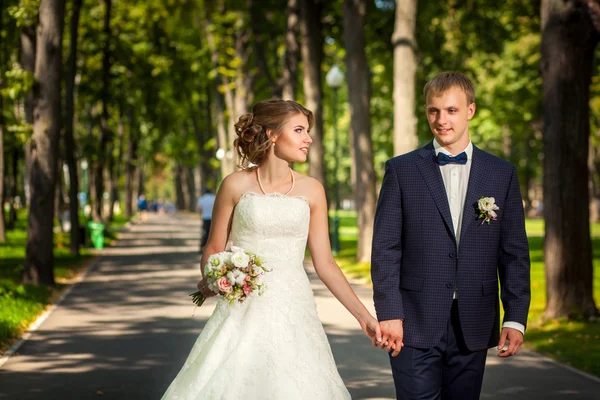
[0,213,599,399]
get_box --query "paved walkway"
[0,214,599,399]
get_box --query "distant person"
[137,194,148,222]
[157,197,165,215]
[196,187,216,253]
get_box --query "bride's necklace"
[256,167,295,196]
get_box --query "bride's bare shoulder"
[220,169,257,202]
[292,173,326,204]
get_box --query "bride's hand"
[197,277,217,298]
[360,315,382,346]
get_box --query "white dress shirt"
[433,139,524,335]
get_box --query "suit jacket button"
[446,283,453,289]
[449,252,456,258]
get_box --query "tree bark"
[248,0,279,97]
[8,147,19,229]
[299,0,326,187]
[343,0,377,263]
[23,0,66,285]
[174,163,186,211]
[93,0,112,222]
[136,156,145,197]
[64,0,82,254]
[186,167,196,212]
[22,22,36,208]
[392,0,419,156]
[0,87,5,243]
[541,0,600,318]
[214,85,230,179]
[0,0,5,243]
[108,112,124,222]
[282,0,299,100]
[125,105,137,218]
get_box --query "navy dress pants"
[389,301,487,400]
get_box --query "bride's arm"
[197,175,238,296]
[306,180,381,343]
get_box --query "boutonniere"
[477,196,499,224]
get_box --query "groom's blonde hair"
[424,72,475,105]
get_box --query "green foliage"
[1,65,34,100]
[7,0,39,28]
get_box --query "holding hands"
[376,319,404,357]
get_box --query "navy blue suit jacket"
[371,142,531,351]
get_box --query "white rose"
[227,270,247,286]
[478,197,498,212]
[205,254,223,274]
[231,251,250,269]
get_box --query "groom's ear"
[467,102,476,120]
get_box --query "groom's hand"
[379,319,404,357]
[497,327,523,358]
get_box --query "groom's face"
[425,86,476,152]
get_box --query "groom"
[371,72,530,399]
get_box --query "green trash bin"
[87,221,105,249]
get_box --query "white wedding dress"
[162,192,351,400]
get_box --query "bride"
[161,99,381,400]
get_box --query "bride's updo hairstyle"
[234,99,313,168]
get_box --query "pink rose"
[217,277,232,293]
[243,282,252,296]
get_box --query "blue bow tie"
[437,152,468,166]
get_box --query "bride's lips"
[300,147,309,154]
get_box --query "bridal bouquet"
[190,246,270,307]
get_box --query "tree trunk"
[541,0,600,319]
[54,157,65,222]
[8,147,19,229]
[0,90,5,243]
[186,167,196,212]
[223,83,238,168]
[136,156,145,197]
[204,5,234,177]
[248,0,279,97]
[23,0,66,285]
[174,164,186,211]
[93,0,112,221]
[299,0,326,187]
[282,0,299,100]
[0,0,5,243]
[392,0,419,156]
[108,113,124,222]
[22,23,36,208]
[64,0,82,254]
[214,86,230,179]
[125,105,137,218]
[343,0,377,263]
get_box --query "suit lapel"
[416,143,455,240]
[459,146,489,244]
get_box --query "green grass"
[0,209,130,352]
[332,211,600,377]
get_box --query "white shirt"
[433,139,524,335]
[197,193,216,220]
